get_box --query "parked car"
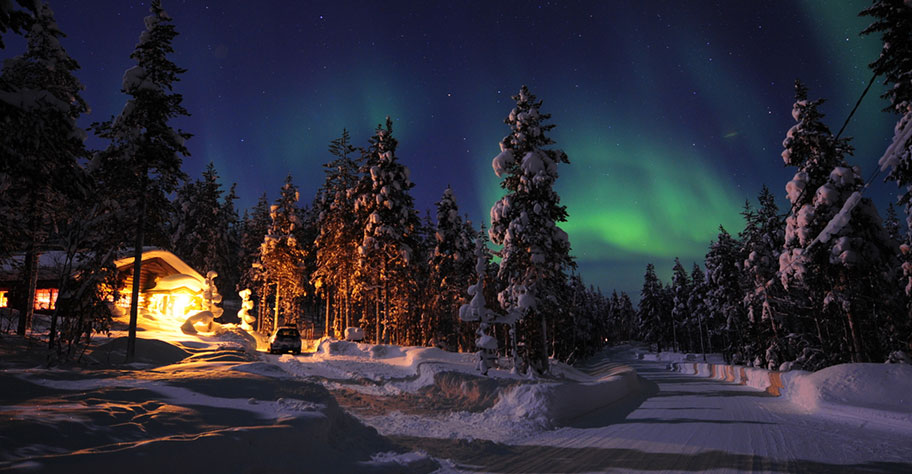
[269,326,302,354]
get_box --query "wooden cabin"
[0,248,205,319]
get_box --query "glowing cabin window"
[0,291,7,308]
[34,289,58,310]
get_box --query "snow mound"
[360,364,641,442]
[637,350,726,365]
[488,365,640,429]
[209,325,258,353]
[88,337,190,367]
[782,363,912,431]
[266,341,644,440]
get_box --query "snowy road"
[400,350,912,473]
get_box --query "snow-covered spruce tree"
[618,291,636,343]
[91,1,190,361]
[313,129,361,339]
[220,183,241,298]
[559,274,598,362]
[778,81,897,365]
[170,162,240,302]
[455,218,479,349]
[428,187,475,350]
[862,0,912,359]
[687,263,709,361]
[637,263,665,353]
[238,193,271,330]
[353,118,420,344]
[590,285,611,355]
[738,186,786,368]
[705,227,745,363]
[459,235,500,375]
[776,81,847,368]
[607,290,621,343]
[670,258,689,353]
[591,286,609,351]
[293,202,319,332]
[661,282,676,350]
[412,209,436,346]
[0,2,89,336]
[862,0,912,231]
[0,1,34,265]
[259,176,307,332]
[489,85,574,374]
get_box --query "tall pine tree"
[313,130,361,337]
[352,118,420,344]
[429,187,475,349]
[779,81,896,365]
[1,2,89,336]
[92,1,190,361]
[488,85,574,374]
[637,263,665,353]
[670,258,689,353]
[238,193,271,330]
[170,162,240,301]
[705,227,744,363]
[259,176,307,332]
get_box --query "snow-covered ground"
[401,346,912,472]
[657,349,912,432]
[260,339,641,442]
[0,315,440,472]
[4,313,911,473]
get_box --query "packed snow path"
[401,348,912,473]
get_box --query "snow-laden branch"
[879,113,912,172]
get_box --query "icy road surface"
[401,350,912,473]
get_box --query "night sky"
[1,1,899,299]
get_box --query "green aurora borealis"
[6,0,899,298]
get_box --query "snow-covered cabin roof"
[114,248,205,293]
[0,248,205,297]
[114,248,203,282]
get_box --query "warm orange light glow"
[115,293,147,310]
[170,292,193,317]
[34,289,57,311]
[145,290,202,320]
[0,290,7,308]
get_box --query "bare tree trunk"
[17,196,40,337]
[258,290,266,333]
[375,289,381,344]
[273,281,280,332]
[48,251,77,352]
[846,310,866,363]
[344,287,350,330]
[324,288,331,339]
[16,248,38,336]
[126,179,148,363]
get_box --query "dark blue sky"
[2,1,898,298]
